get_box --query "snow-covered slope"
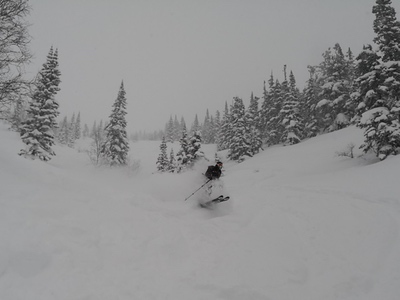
[1,122,399,300]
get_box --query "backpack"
[205,165,214,180]
[205,165,221,180]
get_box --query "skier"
[201,161,229,207]
[205,161,223,180]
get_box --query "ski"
[211,196,230,203]
[199,195,230,208]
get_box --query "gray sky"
[26,0,400,133]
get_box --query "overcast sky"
[26,0,400,133]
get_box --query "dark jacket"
[205,164,222,180]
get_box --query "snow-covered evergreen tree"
[301,67,320,138]
[101,81,130,166]
[373,0,400,62]
[168,148,176,173]
[190,114,201,134]
[209,115,216,144]
[187,130,204,162]
[228,97,252,161]
[156,136,169,172]
[259,77,273,142]
[266,79,284,145]
[165,116,174,143]
[356,0,400,159]
[246,92,263,154]
[176,125,190,172]
[345,48,356,103]
[75,112,81,140]
[68,113,75,148]
[280,70,303,145]
[19,47,61,161]
[173,115,180,142]
[315,43,355,132]
[217,102,230,151]
[176,125,203,170]
[201,109,216,144]
[202,109,213,144]
[180,116,186,134]
[58,116,69,145]
[214,110,222,148]
[352,44,381,119]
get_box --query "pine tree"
[187,130,204,162]
[156,136,169,172]
[180,116,186,133]
[217,102,231,151]
[173,115,180,141]
[75,112,81,140]
[101,81,130,166]
[352,44,381,118]
[209,114,216,144]
[68,113,75,148]
[190,114,201,134]
[214,110,222,148]
[202,109,212,144]
[356,0,400,159]
[168,148,176,173]
[373,0,400,62]
[301,67,320,138]
[259,77,273,142]
[19,47,61,161]
[228,97,252,161]
[246,92,263,154]
[176,124,190,171]
[316,43,355,132]
[280,70,303,145]
[266,79,284,145]
[344,47,358,118]
[58,116,69,145]
[175,125,204,169]
[165,116,174,143]
[202,109,216,144]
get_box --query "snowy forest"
[1,0,400,168]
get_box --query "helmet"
[216,161,223,167]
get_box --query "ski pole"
[184,179,211,201]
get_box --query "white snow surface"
[1,122,400,300]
